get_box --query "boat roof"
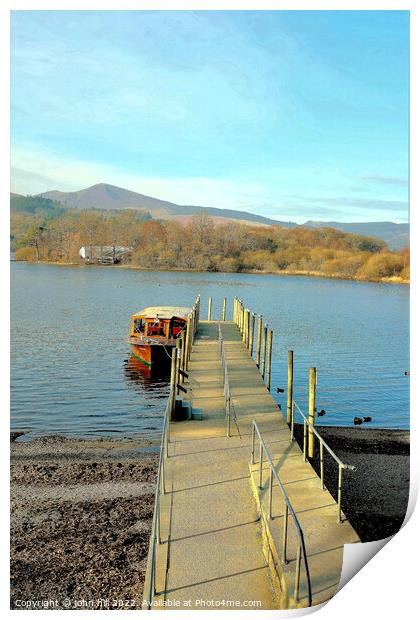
[132,306,192,320]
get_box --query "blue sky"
[11,10,409,223]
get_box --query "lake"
[10,262,409,438]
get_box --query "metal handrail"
[146,296,201,608]
[146,391,171,608]
[218,323,233,437]
[291,400,356,523]
[251,420,312,607]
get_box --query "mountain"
[33,183,409,249]
[304,220,409,251]
[38,183,294,227]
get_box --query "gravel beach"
[10,435,159,610]
[290,424,410,542]
[10,425,409,609]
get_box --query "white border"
[2,2,417,619]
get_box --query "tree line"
[11,201,409,282]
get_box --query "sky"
[11,10,409,223]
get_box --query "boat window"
[133,318,145,334]
[147,320,166,337]
[171,319,185,338]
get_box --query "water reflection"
[123,356,171,394]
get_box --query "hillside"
[305,220,409,251]
[38,183,293,227]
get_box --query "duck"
[317,409,326,417]
[276,387,285,393]
[404,371,410,376]
[363,416,372,423]
[353,416,363,425]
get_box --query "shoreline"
[12,258,410,286]
[10,424,410,608]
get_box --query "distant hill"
[305,220,409,250]
[11,193,65,219]
[38,183,294,228]
[18,183,409,249]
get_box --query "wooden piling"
[176,338,183,395]
[184,319,191,370]
[222,297,227,321]
[249,313,255,356]
[287,350,294,424]
[308,367,317,458]
[256,316,262,368]
[169,348,177,417]
[207,297,212,321]
[243,309,248,343]
[266,330,273,391]
[261,324,268,379]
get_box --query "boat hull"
[130,342,173,367]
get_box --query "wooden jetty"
[142,297,359,610]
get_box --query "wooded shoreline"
[13,257,410,285]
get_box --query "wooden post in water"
[169,348,177,417]
[308,367,317,458]
[249,313,255,356]
[222,297,227,321]
[184,318,191,370]
[287,350,294,424]
[256,316,263,368]
[240,303,245,333]
[207,297,212,321]
[266,330,273,391]
[179,332,185,384]
[176,338,183,395]
[261,324,268,379]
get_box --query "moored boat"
[129,306,191,366]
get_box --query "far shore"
[12,258,410,286]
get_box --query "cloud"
[361,174,408,187]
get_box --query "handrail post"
[290,401,295,441]
[207,296,212,321]
[287,351,294,424]
[308,367,316,458]
[259,442,264,489]
[282,503,289,564]
[251,423,256,464]
[320,441,324,490]
[269,469,273,519]
[303,420,307,462]
[337,465,343,523]
[256,315,262,368]
[294,544,302,603]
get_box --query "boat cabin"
[130,306,191,340]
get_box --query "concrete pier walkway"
[144,321,359,610]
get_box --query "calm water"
[11,262,409,438]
